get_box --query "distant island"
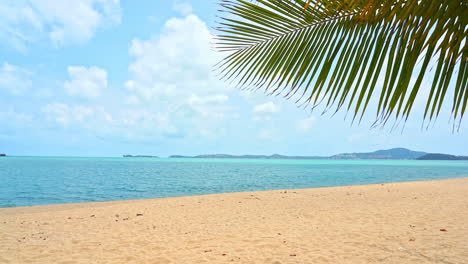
[123,155,159,158]
[417,153,468,160]
[0,154,6,157]
[170,154,325,160]
[330,148,427,160]
[169,148,468,161]
[123,148,467,160]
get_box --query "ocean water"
[1,156,467,208]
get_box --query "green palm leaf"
[214,0,468,129]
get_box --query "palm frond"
[214,0,468,129]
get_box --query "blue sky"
[0,0,467,157]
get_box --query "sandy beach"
[1,178,467,264]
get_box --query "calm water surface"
[1,157,467,207]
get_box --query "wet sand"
[1,178,467,263]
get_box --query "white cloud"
[188,94,229,105]
[34,14,232,141]
[0,0,121,50]
[125,14,230,138]
[127,14,221,101]
[42,103,96,126]
[253,101,280,120]
[187,94,229,119]
[173,1,193,15]
[253,101,280,114]
[65,66,108,99]
[297,116,316,132]
[0,108,33,139]
[119,109,178,136]
[0,108,33,124]
[258,128,277,140]
[42,102,180,140]
[0,62,32,95]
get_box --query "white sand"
[1,178,467,263]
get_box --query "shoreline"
[2,176,467,210]
[1,178,467,263]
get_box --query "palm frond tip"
[215,0,468,128]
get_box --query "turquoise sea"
[1,156,468,208]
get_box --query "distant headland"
[417,153,468,160]
[169,154,325,160]
[168,148,468,161]
[0,154,6,157]
[123,148,467,160]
